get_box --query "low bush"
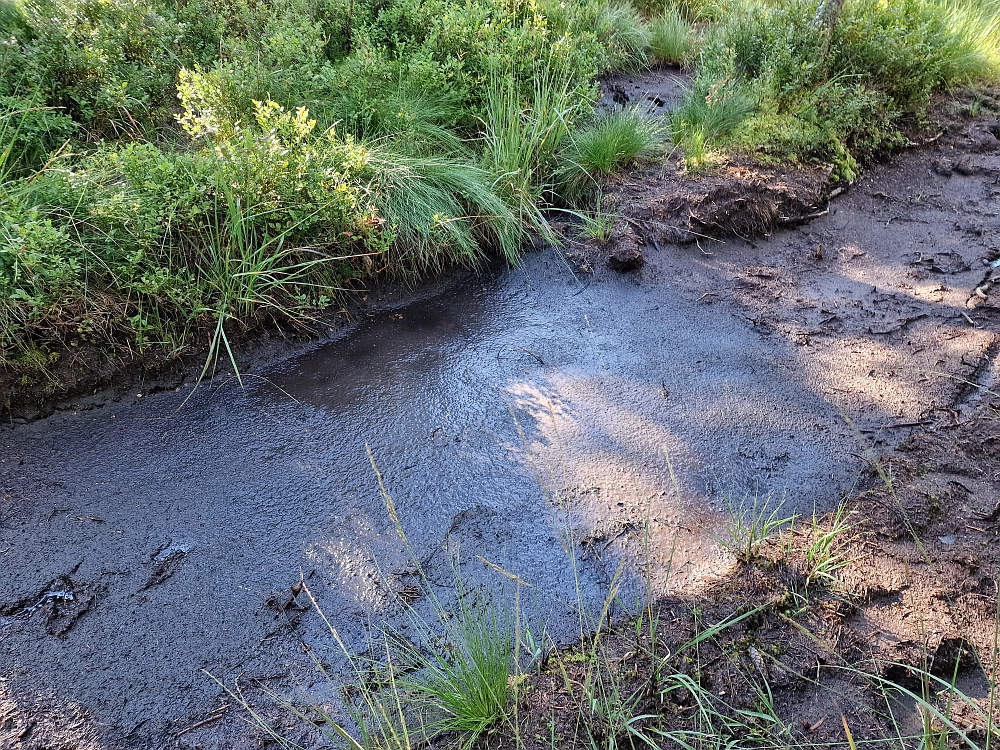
[672,0,1000,173]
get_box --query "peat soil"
[1,76,999,748]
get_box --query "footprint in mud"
[143,541,192,590]
[417,506,516,587]
[0,574,94,636]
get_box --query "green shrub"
[674,0,1000,171]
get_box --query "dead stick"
[174,713,225,739]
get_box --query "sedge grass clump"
[593,2,651,72]
[647,8,696,66]
[670,79,755,169]
[396,597,513,744]
[479,65,583,243]
[556,108,662,205]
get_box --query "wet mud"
[2,89,1000,747]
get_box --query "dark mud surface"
[507,388,1000,749]
[597,67,690,114]
[2,84,1000,746]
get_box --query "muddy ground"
[1,76,999,749]
[501,389,1000,750]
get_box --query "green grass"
[669,80,756,164]
[648,8,696,66]
[716,494,796,564]
[580,202,618,242]
[396,595,512,744]
[594,3,652,72]
[800,502,855,593]
[556,108,662,205]
[480,64,581,246]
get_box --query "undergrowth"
[671,0,1000,176]
[0,0,649,376]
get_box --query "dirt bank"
[502,387,1000,750]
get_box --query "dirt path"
[1,87,999,747]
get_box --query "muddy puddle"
[3,107,1000,747]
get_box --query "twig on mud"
[174,711,226,739]
[859,419,933,433]
[776,205,829,225]
[685,228,725,243]
[697,292,718,302]
[961,311,979,327]
[516,348,545,366]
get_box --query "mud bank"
[2,116,1000,747]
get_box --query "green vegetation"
[648,8,696,66]
[0,0,652,374]
[3,0,1000,383]
[556,108,663,204]
[716,494,795,564]
[671,0,1000,176]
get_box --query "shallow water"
[0,247,871,742]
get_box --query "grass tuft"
[397,594,512,744]
[717,493,795,564]
[648,8,696,66]
[556,108,662,205]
